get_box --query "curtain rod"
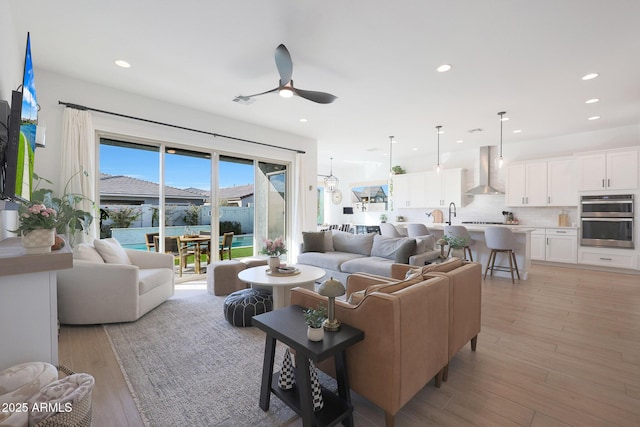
[57,100,306,154]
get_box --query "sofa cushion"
[341,256,394,277]
[332,230,374,256]
[297,251,366,272]
[394,239,417,264]
[348,276,424,305]
[370,235,417,264]
[302,231,326,253]
[94,238,132,265]
[138,268,174,295]
[74,243,105,263]
[324,230,334,252]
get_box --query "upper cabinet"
[506,158,577,207]
[424,168,463,208]
[577,148,639,191]
[393,168,463,209]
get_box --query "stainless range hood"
[465,146,503,195]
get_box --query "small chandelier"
[323,157,339,192]
[435,125,443,174]
[496,111,506,169]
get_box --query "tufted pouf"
[207,260,248,296]
[223,288,273,327]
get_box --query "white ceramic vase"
[268,256,280,271]
[307,326,324,342]
[21,229,56,254]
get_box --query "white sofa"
[57,238,175,324]
[296,230,440,282]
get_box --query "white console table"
[0,237,72,371]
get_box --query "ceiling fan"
[235,44,337,104]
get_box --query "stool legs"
[484,249,519,284]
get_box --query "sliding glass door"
[254,161,287,259]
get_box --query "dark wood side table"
[253,305,364,427]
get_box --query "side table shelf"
[269,372,351,427]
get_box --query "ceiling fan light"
[279,87,294,98]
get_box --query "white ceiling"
[9,1,640,171]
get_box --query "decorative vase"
[21,229,56,254]
[268,256,280,271]
[307,326,324,341]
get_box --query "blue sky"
[99,145,254,190]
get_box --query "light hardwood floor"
[59,264,640,426]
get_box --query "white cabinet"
[424,168,463,208]
[393,172,426,208]
[577,149,638,191]
[547,159,578,206]
[579,247,636,269]
[531,229,546,261]
[545,228,577,264]
[531,228,577,263]
[506,161,548,206]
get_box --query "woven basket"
[31,365,93,427]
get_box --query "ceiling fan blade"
[243,87,279,98]
[293,87,337,104]
[275,44,293,84]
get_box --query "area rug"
[104,290,299,426]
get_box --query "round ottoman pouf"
[224,288,273,327]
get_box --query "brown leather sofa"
[290,273,450,427]
[388,258,482,381]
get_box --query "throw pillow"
[302,231,326,253]
[332,230,375,256]
[404,267,422,280]
[73,243,105,263]
[93,238,132,265]
[393,239,417,264]
[324,230,334,252]
[414,235,436,252]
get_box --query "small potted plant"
[303,304,327,341]
[442,235,468,259]
[260,237,287,271]
[11,204,58,254]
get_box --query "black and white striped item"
[278,349,296,389]
[309,359,324,411]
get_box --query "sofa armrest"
[390,263,415,279]
[126,249,174,269]
[408,250,440,266]
[345,272,394,297]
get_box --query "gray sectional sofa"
[296,230,440,282]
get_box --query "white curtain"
[291,152,307,262]
[59,108,97,245]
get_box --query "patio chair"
[219,232,234,260]
[145,232,159,251]
[199,230,212,263]
[154,235,195,276]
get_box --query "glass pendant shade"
[323,157,339,192]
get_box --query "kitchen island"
[427,223,535,281]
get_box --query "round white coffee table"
[237,264,326,310]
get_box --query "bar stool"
[406,223,430,237]
[444,225,473,261]
[484,227,520,284]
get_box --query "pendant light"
[435,125,443,174]
[389,136,395,176]
[323,157,339,192]
[496,111,506,169]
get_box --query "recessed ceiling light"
[588,116,601,121]
[412,147,418,151]
[585,98,600,104]
[299,118,308,122]
[437,64,452,73]
[582,73,599,80]
[456,140,463,144]
[115,60,131,68]
[513,129,522,134]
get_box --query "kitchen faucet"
[447,202,457,225]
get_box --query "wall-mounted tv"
[0,33,37,203]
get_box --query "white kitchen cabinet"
[579,247,636,269]
[545,228,577,263]
[547,159,578,206]
[506,161,547,206]
[424,168,463,208]
[531,229,546,261]
[577,149,638,191]
[393,172,426,208]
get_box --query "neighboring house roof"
[218,184,254,200]
[100,174,206,201]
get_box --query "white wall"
[327,125,640,227]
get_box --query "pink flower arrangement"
[260,237,287,257]
[13,204,58,235]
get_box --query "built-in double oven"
[580,194,634,249]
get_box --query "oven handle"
[581,218,633,222]
[581,200,633,205]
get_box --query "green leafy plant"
[107,206,142,228]
[303,304,327,328]
[391,165,406,175]
[182,204,201,226]
[31,170,95,235]
[442,235,468,249]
